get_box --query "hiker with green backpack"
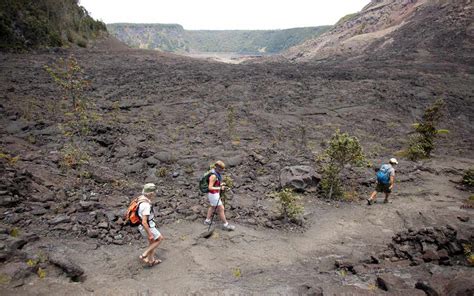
[125,183,164,266]
[367,158,398,205]
[200,160,235,231]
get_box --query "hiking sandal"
[139,254,149,264]
[149,259,162,266]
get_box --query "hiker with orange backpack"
[126,183,164,266]
[202,161,235,231]
[367,158,398,205]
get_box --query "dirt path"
[7,156,472,295]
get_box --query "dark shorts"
[376,183,391,193]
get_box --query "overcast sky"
[79,0,371,30]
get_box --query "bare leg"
[369,191,377,201]
[384,193,390,203]
[148,235,164,262]
[143,235,163,263]
[217,205,228,224]
[206,206,217,220]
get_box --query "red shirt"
[208,173,221,194]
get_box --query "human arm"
[141,215,154,242]
[389,174,395,190]
[139,202,154,242]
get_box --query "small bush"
[0,151,19,166]
[156,167,168,178]
[184,165,194,174]
[60,144,89,169]
[221,176,234,205]
[37,267,47,279]
[320,164,343,199]
[405,99,448,160]
[319,129,365,199]
[462,168,474,187]
[463,243,474,266]
[271,188,303,222]
[76,36,87,48]
[10,227,20,237]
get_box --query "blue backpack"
[376,165,391,184]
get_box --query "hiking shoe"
[223,223,235,231]
[367,199,373,206]
[204,219,211,225]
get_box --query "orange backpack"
[125,196,150,227]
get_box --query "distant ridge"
[107,23,331,54]
[283,0,474,63]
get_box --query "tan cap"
[142,183,157,194]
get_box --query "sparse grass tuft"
[156,167,168,178]
[462,168,474,187]
[232,267,241,278]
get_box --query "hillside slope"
[284,0,474,63]
[0,0,107,49]
[107,23,330,53]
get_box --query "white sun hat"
[389,158,399,165]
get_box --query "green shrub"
[221,176,234,205]
[406,99,448,160]
[76,36,87,48]
[0,0,106,49]
[271,188,303,222]
[60,144,89,169]
[319,129,365,199]
[45,56,95,139]
[320,164,343,199]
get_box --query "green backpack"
[199,170,215,193]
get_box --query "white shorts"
[208,193,223,207]
[139,226,161,241]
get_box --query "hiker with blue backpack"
[201,161,235,231]
[367,158,398,205]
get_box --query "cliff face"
[107,24,189,51]
[284,0,474,63]
[107,23,331,54]
[0,0,107,50]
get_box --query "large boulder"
[280,166,321,192]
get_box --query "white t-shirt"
[382,164,395,177]
[138,200,156,228]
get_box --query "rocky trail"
[0,36,473,294]
[2,154,473,295]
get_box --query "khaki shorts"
[139,226,161,241]
[376,183,391,193]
